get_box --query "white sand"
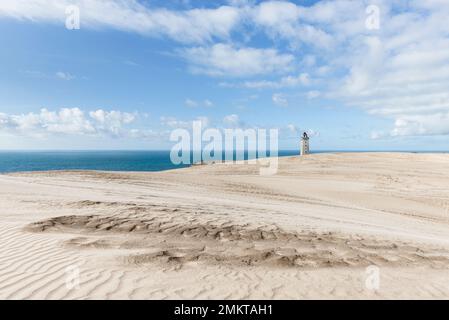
[1,152,449,299]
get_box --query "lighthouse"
[300,132,310,156]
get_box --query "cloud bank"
[2,1,449,137]
[0,108,137,138]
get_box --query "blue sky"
[1,0,449,150]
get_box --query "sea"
[0,150,446,173]
[0,150,300,173]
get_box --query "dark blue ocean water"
[0,150,301,173]
[1,150,446,173]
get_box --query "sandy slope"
[1,152,449,299]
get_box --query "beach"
[1,152,449,299]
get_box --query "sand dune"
[1,153,449,299]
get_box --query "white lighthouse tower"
[300,132,310,156]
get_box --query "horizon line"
[0,149,448,153]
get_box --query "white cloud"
[22,70,78,81]
[251,0,337,49]
[160,115,210,129]
[223,114,241,127]
[55,71,75,81]
[128,128,160,139]
[331,2,449,137]
[203,99,214,107]
[0,0,358,49]
[370,130,385,140]
[0,108,137,137]
[160,116,188,129]
[282,124,319,139]
[3,1,449,137]
[389,113,449,137]
[286,124,297,133]
[181,43,294,77]
[272,93,288,107]
[307,90,321,99]
[89,109,136,136]
[247,1,449,137]
[185,99,199,108]
[124,60,139,66]
[184,99,214,108]
[0,0,241,44]
[252,1,299,27]
[228,73,310,89]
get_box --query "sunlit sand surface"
[1,153,449,299]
